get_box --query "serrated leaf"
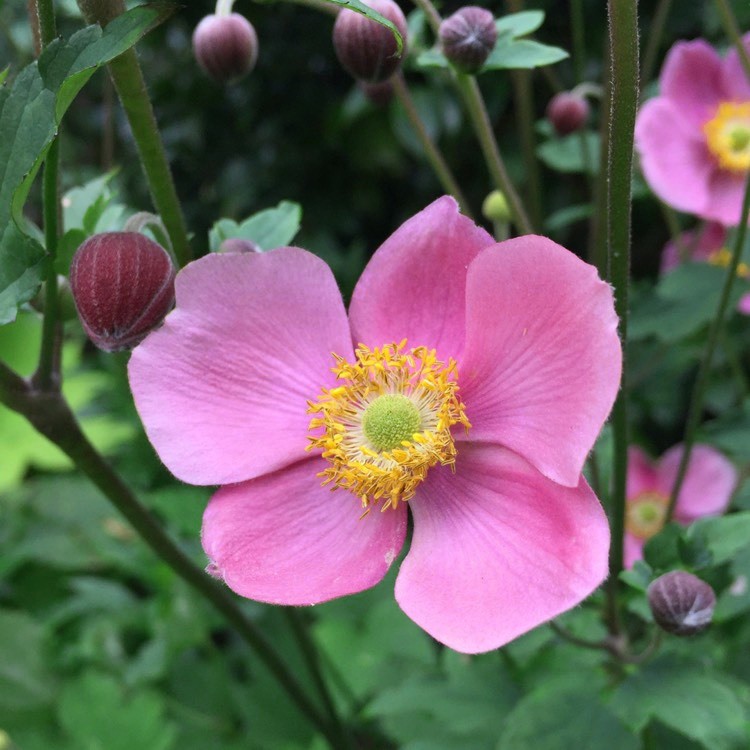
[0,3,174,324]
[495,10,545,38]
[58,672,177,750]
[612,656,748,749]
[208,201,302,252]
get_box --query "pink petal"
[660,40,726,127]
[129,249,353,485]
[458,237,621,487]
[705,168,748,226]
[635,99,714,216]
[624,534,645,569]
[659,223,726,274]
[626,446,658,499]
[202,457,407,604]
[722,34,750,101]
[349,196,494,359]
[738,293,750,315]
[394,444,610,653]
[656,444,737,523]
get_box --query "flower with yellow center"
[626,491,669,540]
[307,340,470,512]
[704,102,750,173]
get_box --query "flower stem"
[714,0,750,81]
[391,74,473,218]
[34,0,62,392]
[604,0,639,635]
[215,0,236,16]
[640,0,672,92]
[77,0,191,267]
[666,174,750,521]
[0,369,344,747]
[570,0,586,83]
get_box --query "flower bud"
[69,232,175,352]
[647,571,716,636]
[219,238,262,254]
[332,0,408,84]
[546,91,590,136]
[439,6,497,74]
[193,13,259,84]
[482,190,511,223]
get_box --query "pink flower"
[635,37,750,225]
[128,197,622,653]
[625,445,737,568]
[659,222,750,313]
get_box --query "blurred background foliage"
[4,0,750,748]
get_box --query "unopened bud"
[482,190,511,223]
[193,13,259,84]
[219,238,262,254]
[647,571,716,636]
[70,232,175,352]
[439,6,497,74]
[333,0,408,83]
[546,91,590,136]
[360,79,394,106]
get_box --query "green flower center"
[362,393,422,452]
[729,125,750,152]
[626,491,669,540]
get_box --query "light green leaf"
[686,512,750,566]
[483,38,568,70]
[537,131,599,173]
[0,3,174,324]
[209,201,302,252]
[495,10,545,38]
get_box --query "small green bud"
[482,190,511,223]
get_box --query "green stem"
[605,0,639,636]
[722,330,749,402]
[34,0,61,391]
[455,74,534,234]
[0,370,342,747]
[215,0,236,15]
[391,74,473,218]
[77,0,191,267]
[715,0,750,81]
[570,0,586,82]
[640,0,672,92]
[666,174,750,521]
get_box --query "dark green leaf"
[687,512,750,566]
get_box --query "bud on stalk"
[647,571,716,636]
[439,6,497,74]
[333,0,408,83]
[193,13,259,84]
[70,232,176,352]
[546,91,590,136]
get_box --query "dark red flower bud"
[439,6,497,74]
[333,0,408,83]
[70,232,175,352]
[359,79,394,106]
[546,91,590,136]
[219,238,262,254]
[193,13,259,84]
[647,571,716,636]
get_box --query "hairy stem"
[77,0,191,266]
[605,0,639,635]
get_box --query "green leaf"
[687,512,750,566]
[483,38,568,70]
[544,203,593,231]
[498,677,638,750]
[0,610,55,720]
[699,399,750,462]
[612,656,749,749]
[0,3,174,324]
[537,131,600,174]
[208,201,302,252]
[495,10,545,38]
[59,672,177,750]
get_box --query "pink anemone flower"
[625,444,737,568]
[635,36,750,226]
[660,222,750,314]
[128,197,622,653]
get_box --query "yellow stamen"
[704,102,750,172]
[626,491,669,540]
[707,247,750,278]
[306,341,470,511]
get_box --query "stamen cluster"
[307,340,470,511]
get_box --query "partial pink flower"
[128,197,622,653]
[625,444,737,568]
[659,222,750,313]
[635,37,750,225]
